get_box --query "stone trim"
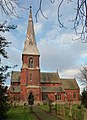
[22,67,40,70]
[26,85,40,88]
[20,84,26,86]
[28,67,40,70]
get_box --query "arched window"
[73,92,77,99]
[29,58,34,68]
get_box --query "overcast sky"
[1,0,87,90]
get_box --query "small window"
[30,73,32,81]
[55,94,61,100]
[29,58,34,68]
[73,92,76,99]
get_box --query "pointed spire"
[29,6,32,21]
[26,6,36,45]
[23,6,39,55]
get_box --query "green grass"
[7,106,36,120]
[39,104,49,111]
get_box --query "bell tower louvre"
[20,6,41,102]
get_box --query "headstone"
[59,105,65,120]
[60,105,62,115]
[69,104,72,117]
[72,108,77,120]
[81,105,84,115]
[62,105,65,117]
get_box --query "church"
[10,6,80,104]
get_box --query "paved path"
[33,106,62,120]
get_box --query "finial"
[29,3,32,20]
[30,6,32,9]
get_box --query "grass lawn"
[7,106,36,120]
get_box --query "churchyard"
[7,103,86,120]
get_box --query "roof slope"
[42,86,65,93]
[41,72,61,83]
[61,78,79,90]
[11,71,20,83]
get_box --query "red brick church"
[10,6,80,104]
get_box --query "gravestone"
[81,105,84,115]
[69,104,72,117]
[60,105,62,115]
[72,108,77,120]
[62,105,65,117]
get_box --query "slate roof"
[41,72,61,83]
[10,86,20,93]
[11,71,20,83]
[42,86,65,93]
[61,78,79,90]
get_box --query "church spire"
[26,6,35,43]
[23,6,39,55]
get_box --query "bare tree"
[0,0,28,18]
[35,0,87,42]
[1,0,86,42]
[77,66,87,88]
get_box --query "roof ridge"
[41,72,57,74]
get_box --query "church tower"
[20,6,41,103]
